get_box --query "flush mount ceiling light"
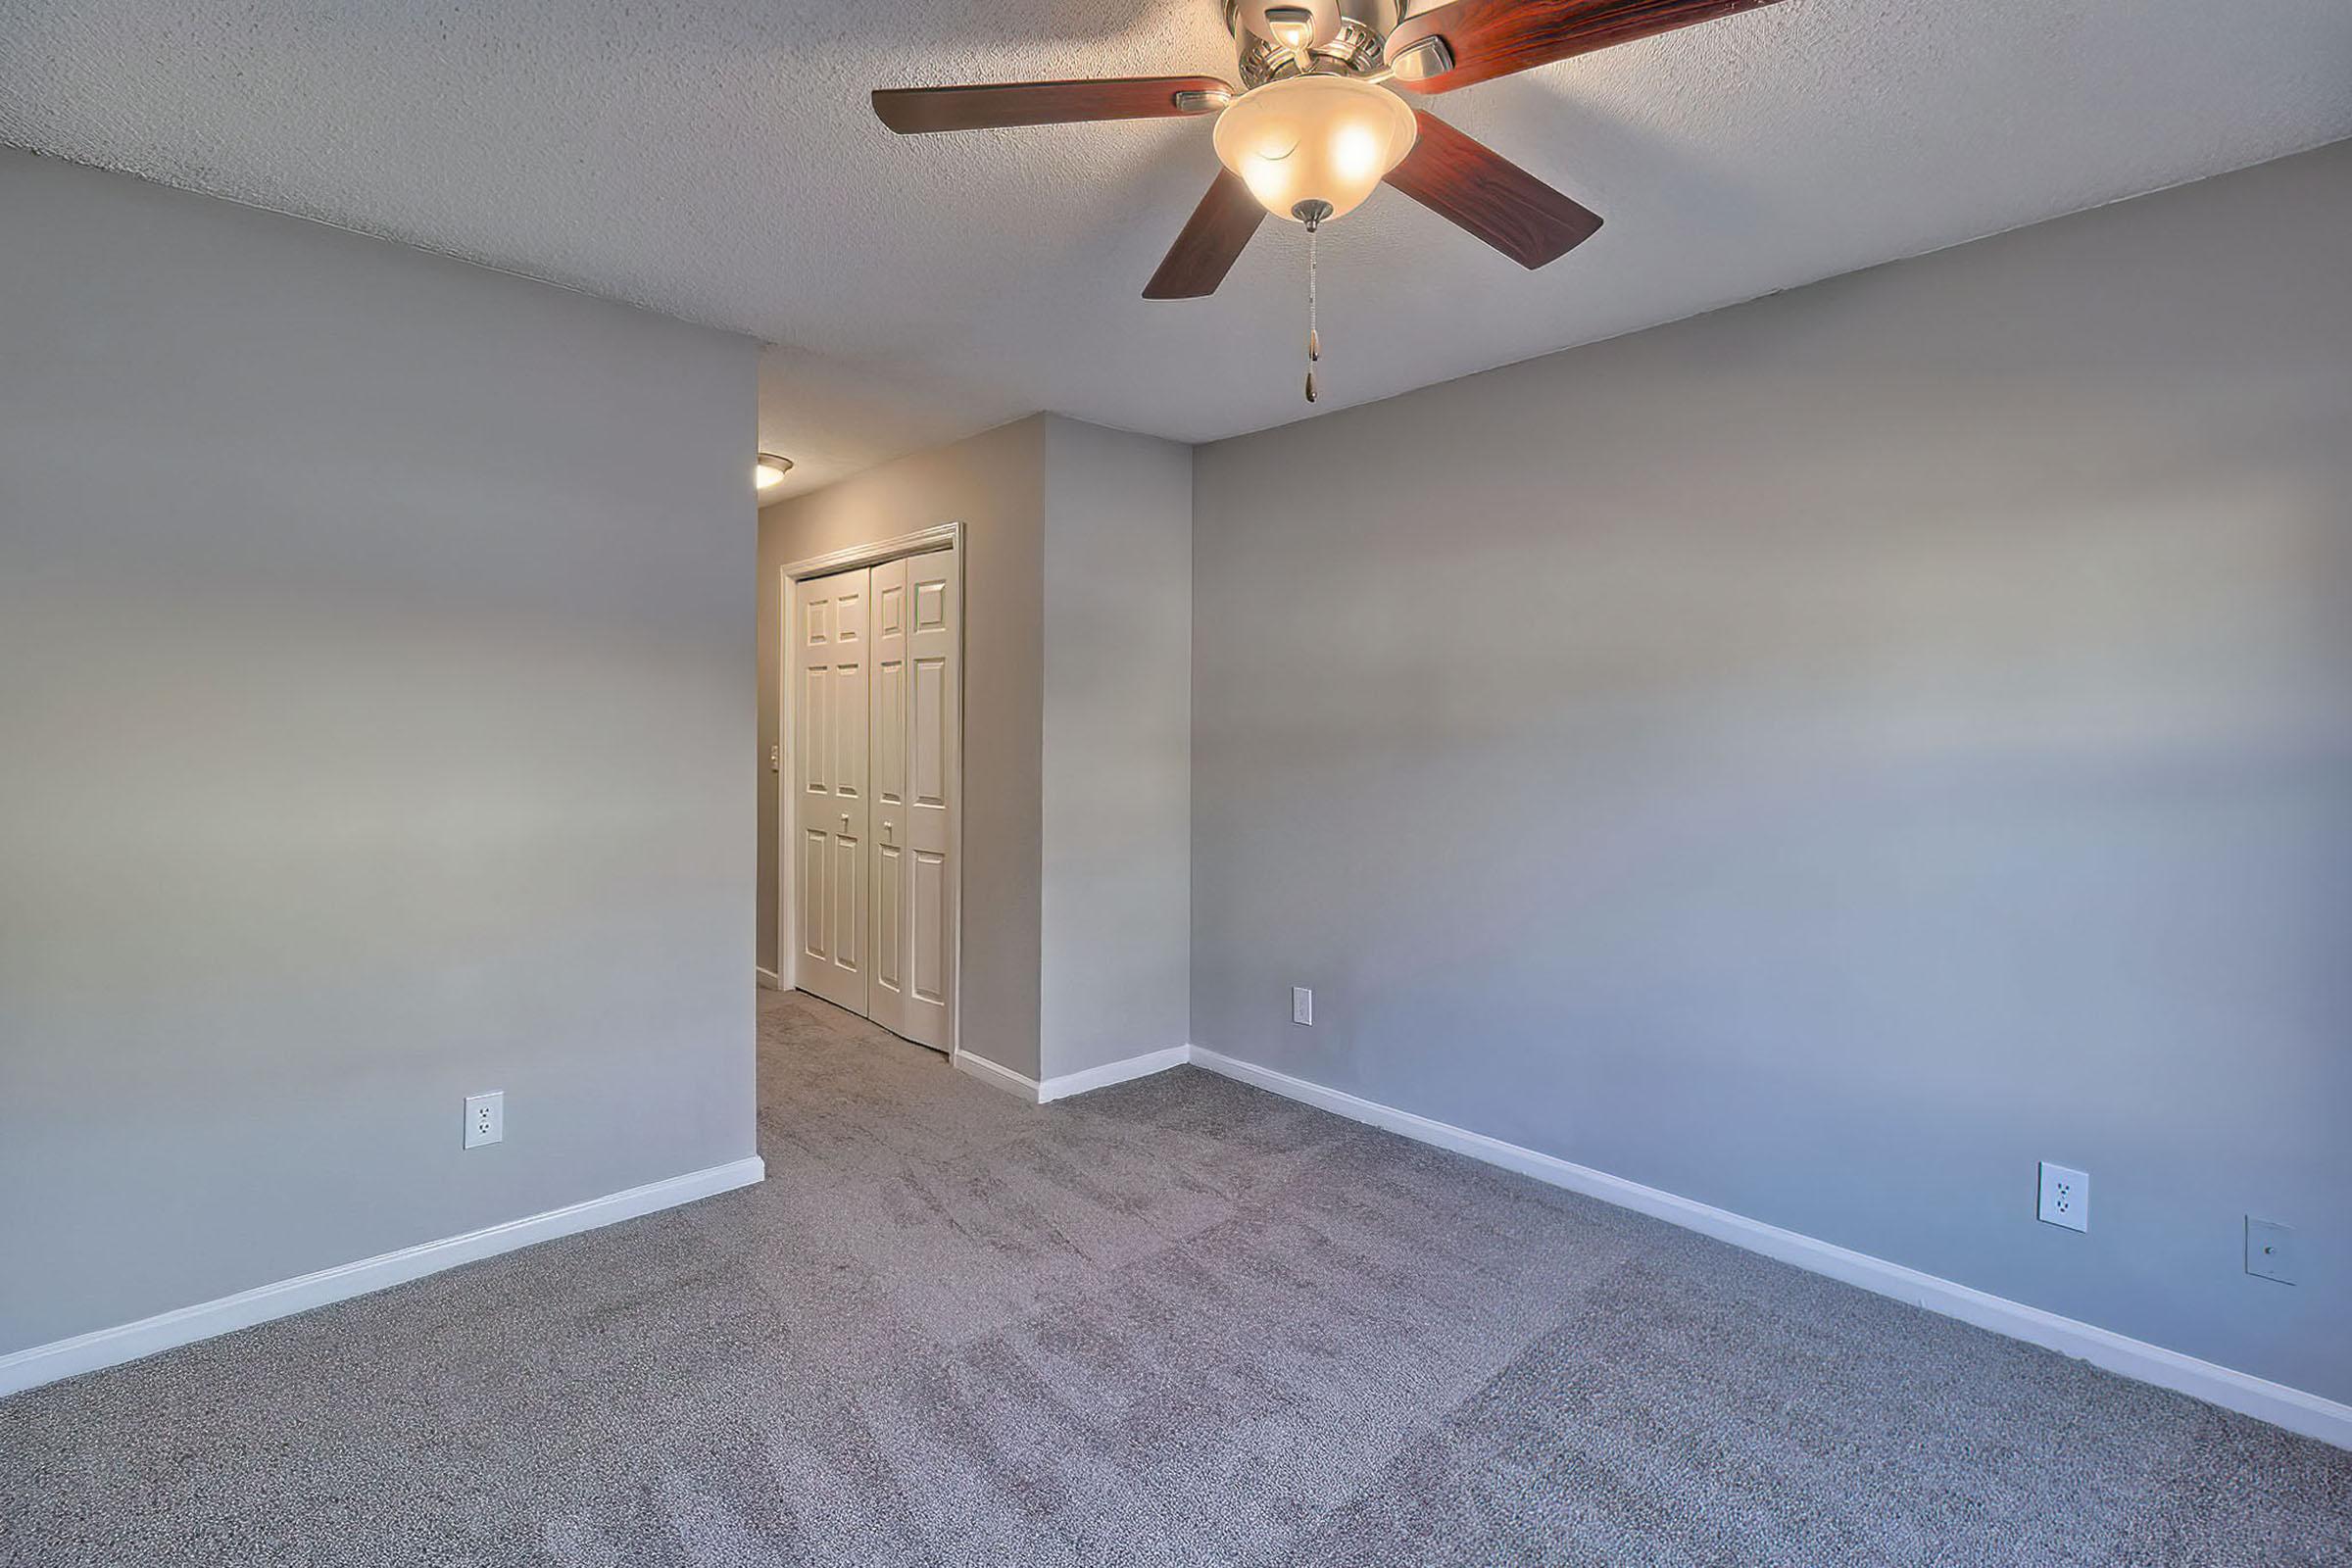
[755,452,794,491]
[872,0,1790,396]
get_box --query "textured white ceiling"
[4,1,2348,498]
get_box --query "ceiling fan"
[872,0,1789,306]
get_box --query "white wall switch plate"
[464,1091,505,1150]
[2037,1161,2087,1231]
[2245,1217,2296,1285]
[1292,987,1313,1026]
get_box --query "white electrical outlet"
[2245,1217,2296,1285]
[1292,987,1313,1026]
[464,1091,505,1150]
[2037,1161,2087,1232]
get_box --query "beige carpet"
[3,988,2346,1565]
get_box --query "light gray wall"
[1040,418,1192,1080]
[758,418,1049,1076]
[0,153,759,1356]
[1192,141,2352,1403]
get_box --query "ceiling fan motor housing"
[1225,0,1401,86]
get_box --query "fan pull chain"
[1303,215,1320,404]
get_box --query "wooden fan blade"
[1383,112,1601,269]
[1384,0,1788,94]
[1143,170,1269,299]
[873,76,1232,133]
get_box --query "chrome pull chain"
[1303,213,1320,404]
[1290,197,1333,405]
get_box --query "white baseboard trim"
[754,965,783,991]
[953,1044,1193,1105]
[0,1155,766,1400]
[954,1050,1042,1103]
[1188,1048,2352,1452]
[1038,1045,1192,1103]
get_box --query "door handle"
[881,820,894,843]
[840,812,851,832]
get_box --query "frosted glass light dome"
[1212,75,1418,222]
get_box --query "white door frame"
[778,522,963,1064]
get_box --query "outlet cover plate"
[2245,1217,2296,1285]
[2037,1161,2087,1232]
[1292,987,1312,1026]
[465,1091,505,1150]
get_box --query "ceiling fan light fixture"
[1211,75,1416,223]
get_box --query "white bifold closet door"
[794,546,957,1052]
[795,567,871,1017]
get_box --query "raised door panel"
[911,850,949,1007]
